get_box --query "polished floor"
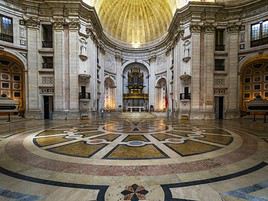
[0,113,267,201]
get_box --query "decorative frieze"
[39,87,54,94]
[214,78,225,87]
[214,88,227,95]
[41,77,54,85]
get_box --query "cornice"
[8,0,268,57]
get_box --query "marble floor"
[0,113,267,201]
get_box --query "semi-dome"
[95,0,173,48]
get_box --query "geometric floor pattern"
[0,113,267,201]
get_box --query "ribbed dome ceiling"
[96,0,173,47]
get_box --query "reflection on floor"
[0,113,267,201]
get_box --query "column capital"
[24,15,40,29]
[52,17,65,30]
[203,23,216,33]
[190,24,202,33]
[227,23,241,33]
[66,17,80,30]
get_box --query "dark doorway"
[215,96,224,119]
[44,96,53,119]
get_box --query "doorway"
[215,96,224,119]
[44,96,53,119]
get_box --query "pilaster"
[53,17,66,112]
[226,24,240,118]
[190,24,202,118]
[68,18,80,113]
[25,16,41,117]
[203,24,215,119]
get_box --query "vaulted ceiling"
[95,0,173,47]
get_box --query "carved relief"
[105,54,116,71]
[214,78,225,87]
[41,77,54,85]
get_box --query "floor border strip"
[0,166,109,201]
[161,161,267,201]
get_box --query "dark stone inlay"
[121,184,148,201]
[161,162,268,201]
[0,166,108,201]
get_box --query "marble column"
[68,19,80,118]
[226,25,240,118]
[53,18,66,118]
[190,25,202,119]
[149,57,156,110]
[203,24,215,119]
[115,55,123,110]
[25,18,41,118]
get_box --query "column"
[226,25,240,118]
[115,54,123,110]
[53,18,66,118]
[25,18,41,118]
[68,18,80,118]
[203,24,215,119]
[190,24,202,119]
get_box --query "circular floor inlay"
[32,120,235,160]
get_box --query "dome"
[95,0,173,48]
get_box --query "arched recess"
[104,76,116,111]
[122,62,149,112]
[240,54,268,112]
[155,77,167,111]
[0,50,26,114]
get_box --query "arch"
[0,50,26,114]
[121,60,150,75]
[155,77,167,111]
[155,76,167,87]
[104,76,116,111]
[240,54,268,112]
[122,62,150,112]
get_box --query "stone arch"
[155,77,167,111]
[240,54,268,112]
[122,62,150,112]
[104,76,116,111]
[0,50,26,114]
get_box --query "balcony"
[215,44,225,51]
[180,93,191,100]
[42,41,53,48]
[42,62,53,69]
[0,33,13,43]
[251,37,268,47]
[79,92,91,100]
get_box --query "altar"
[126,106,145,112]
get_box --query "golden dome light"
[96,0,173,47]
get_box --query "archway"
[0,51,25,115]
[122,63,149,112]
[155,78,167,112]
[104,77,116,111]
[240,55,268,113]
